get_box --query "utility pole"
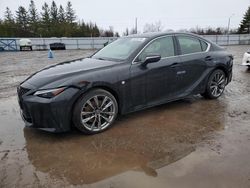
[135,18,138,34]
[227,14,234,35]
[227,14,234,45]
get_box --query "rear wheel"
[73,89,118,134]
[202,69,227,99]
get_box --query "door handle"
[170,62,180,68]
[205,56,213,61]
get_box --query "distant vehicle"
[242,51,250,68]
[50,43,66,50]
[17,32,233,134]
[19,39,32,51]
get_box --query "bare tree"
[143,21,163,33]
[123,28,129,36]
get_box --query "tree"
[29,0,39,36]
[58,5,65,23]
[238,7,250,34]
[41,2,50,23]
[114,32,120,37]
[92,23,100,37]
[66,1,76,23]
[0,1,115,37]
[1,7,16,37]
[15,6,29,36]
[123,28,129,36]
[41,2,50,36]
[50,1,58,22]
[4,7,14,23]
[143,21,163,33]
[130,28,137,34]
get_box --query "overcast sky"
[0,0,249,34]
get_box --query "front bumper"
[18,87,80,132]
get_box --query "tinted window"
[200,40,208,51]
[178,36,202,55]
[136,36,175,62]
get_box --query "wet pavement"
[0,46,250,188]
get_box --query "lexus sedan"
[17,32,233,134]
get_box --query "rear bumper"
[18,87,80,132]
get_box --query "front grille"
[17,86,30,97]
[17,86,32,123]
[22,109,32,123]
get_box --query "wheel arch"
[72,84,121,117]
[90,85,121,113]
[215,65,228,78]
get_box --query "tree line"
[192,6,250,35]
[0,0,119,37]
[1,1,250,37]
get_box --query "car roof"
[126,32,203,40]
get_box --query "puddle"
[0,46,250,187]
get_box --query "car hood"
[22,58,118,89]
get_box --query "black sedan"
[17,32,233,134]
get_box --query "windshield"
[92,37,146,61]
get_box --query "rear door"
[174,35,210,95]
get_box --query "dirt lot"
[0,46,250,188]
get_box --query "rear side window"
[200,40,208,51]
[136,36,175,62]
[177,36,202,55]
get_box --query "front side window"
[136,36,175,62]
[177,36,202,55]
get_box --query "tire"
[202,69,227,99]
[30,46,33,51]
[73,89,118,134]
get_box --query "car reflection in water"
[24,97,225,185]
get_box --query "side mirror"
[142,54,161,66]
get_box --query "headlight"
[34,87,66,98]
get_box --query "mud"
[0,46,250,187]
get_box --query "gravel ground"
[0,46,250,188]
[0,50,94,98]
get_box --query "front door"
[129,35,180,109]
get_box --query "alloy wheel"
[209,71,226,98]
[80,95,116,132]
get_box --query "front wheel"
[202,69,227,99]
[73,89,118,134]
